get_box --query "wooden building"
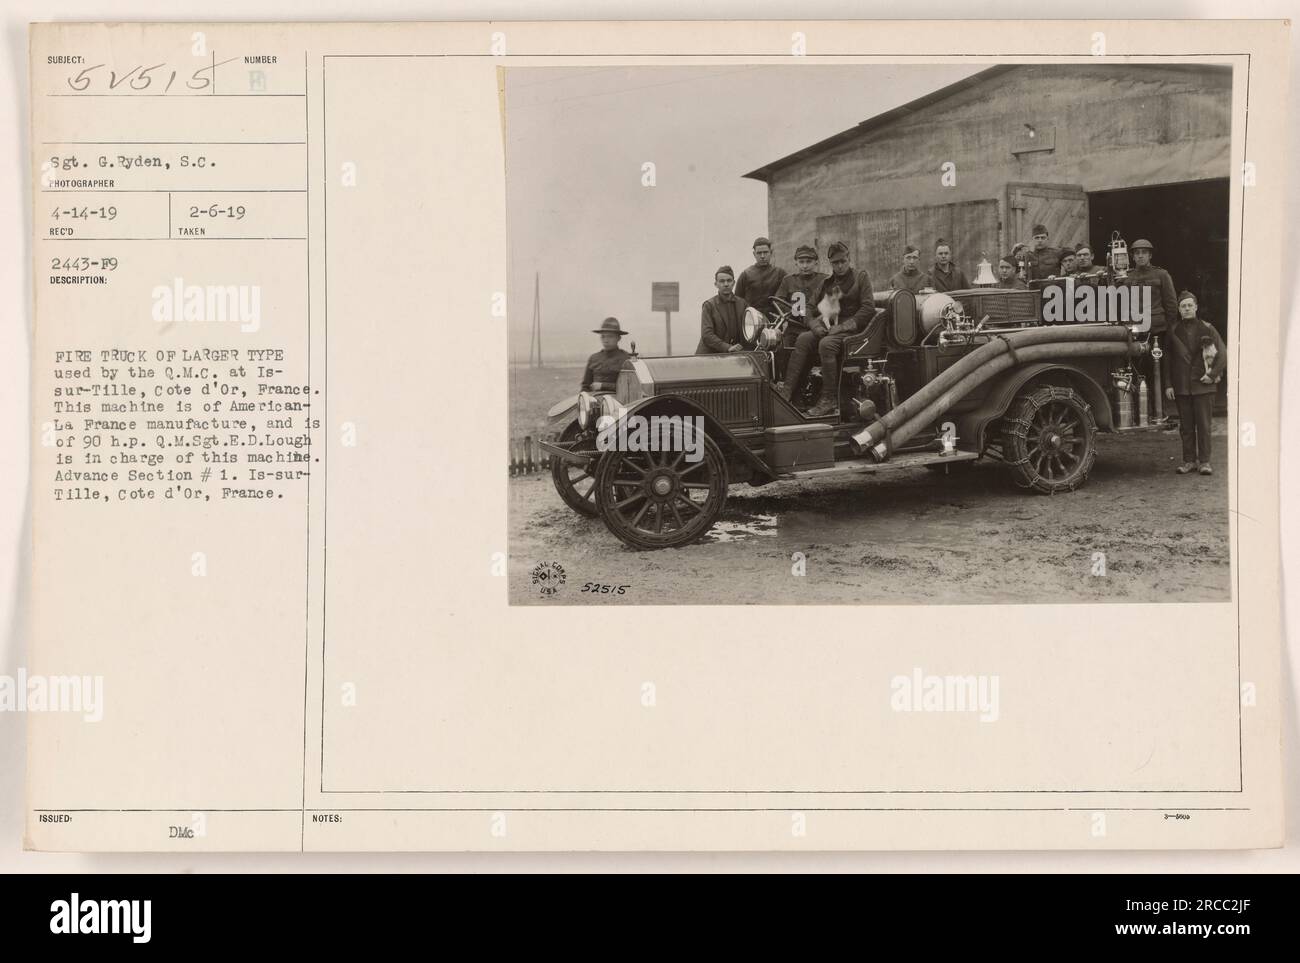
[744,64,1232,328]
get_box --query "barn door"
[1006,183,1088,252]
[816,201,995,286]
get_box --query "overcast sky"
[504,64,983,363]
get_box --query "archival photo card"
[23,19,1287,852]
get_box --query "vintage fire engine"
[543,275,1152,550]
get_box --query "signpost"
[651,282,679,356]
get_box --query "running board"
[778,449,979,480]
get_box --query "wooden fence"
[509,435,552,476]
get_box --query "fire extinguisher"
[1138,377,1149,427]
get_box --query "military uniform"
[995,276,1028,290]
[1126,241,1180,418]
[774,270,830,342]
[889,269,933,294]
[928,262,970,293]
[580,348,631,392]
[1126,264,1179,336]
[784,269,876,408]
[734,262,787,317]
[695,293,749,355]
[1024,246,1063,280]
[1161,314,1226,466]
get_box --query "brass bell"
[973,253,997,287]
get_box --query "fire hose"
[850,325,1138,459]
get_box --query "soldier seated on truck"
[995,255,1028,290]
[779,240,876,418]
[581,317,632,391]
[889,246,933,294]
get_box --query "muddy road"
[508,421,1232,605]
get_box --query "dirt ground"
[508,418,1232,605]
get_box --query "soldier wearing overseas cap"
[773,244,829,346]
[1022,223,1063,280]
[1126,238,1180,419]
[779,240,876,417]
[581,317,632,392]
[733,236,788,320]
[695,265,750,355]
[1161,290,1226,475]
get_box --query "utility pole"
[528,271,543,368]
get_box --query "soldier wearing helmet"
[1125,239,1179,336]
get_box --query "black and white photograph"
[506,62,1233,604]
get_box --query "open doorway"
[1086,179,1231,338]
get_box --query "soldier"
[734,236,788,319]
[695,265,750,355]
[1126,238,1180,419]
[1023,224,1062,280]
[773,244,829,343]
[779,241,875,417]
[1125,239,1179,337]
[995,255,1028,289]
[1073,244,1103,278]
[581,317,632,392]
[1058,248,1077,277]
[889,246,933,294]
[928,239,970,292]
[1161,291,1226,475]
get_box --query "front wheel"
[550,422,600,517]
[1001,386,1097,494]
[594,436,728,549]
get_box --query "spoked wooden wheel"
[549,422,600,517]
[1001,386,1097,494]
[594,436,728,550]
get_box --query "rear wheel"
[1001,386,1097,493]
[595,436,728,549]
[549,422,600,517]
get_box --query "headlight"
[576,391,597,430]
[742,306,765,343]
[599,394,626,422]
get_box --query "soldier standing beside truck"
[1127,238,1180,420]
[1162,291,1226,475]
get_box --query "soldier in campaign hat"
[580,317,632,392]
